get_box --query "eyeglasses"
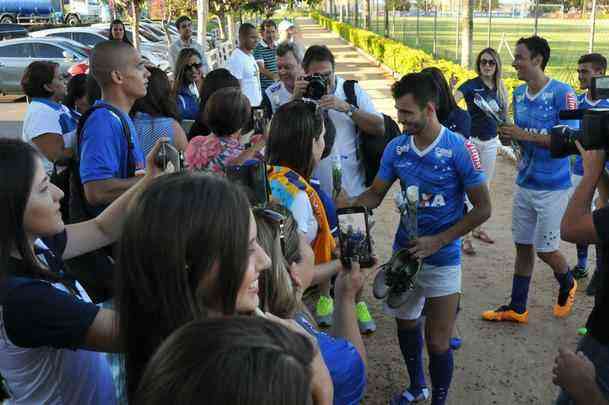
[256,208,287,258]
[186,62,203,71]
[480,59,497,66]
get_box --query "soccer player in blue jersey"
[482,36,580,323]
[339,73,491,405]
[570,53,609,293]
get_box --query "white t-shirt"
[22,100,76,175]
[290,191,319,244]
[265,80,292,113]
[313,76,383,198]
[227,48,262,107]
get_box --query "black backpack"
[343,80,402,186]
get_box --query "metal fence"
[324,1,609,85]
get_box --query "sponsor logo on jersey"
[396,143,410,155]
[420,193,446,208]
[566,92,577,110]
[464,140,482,170]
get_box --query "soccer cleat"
[481,305,529,324]
[572,265,589,280]
[389,388,430,405]
[315,296,334,327]
[554,279,577,318]
[356,301,376,334]
[586,270,600,296]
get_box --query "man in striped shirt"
[253,20,279,92]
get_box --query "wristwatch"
[346,104,358,117]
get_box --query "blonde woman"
[454,48,509,245]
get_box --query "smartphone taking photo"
[225,160,270,207]
[336,207,374,269]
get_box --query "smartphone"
[336,207,374,269]
[225,160,270,207]
[154,142,183,172]
[252,108,266,135]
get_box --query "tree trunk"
[226,13,235,46]
[131,1,140,50]
[365,0,371,29]
[197,0,208,48]
[460,0,473,68]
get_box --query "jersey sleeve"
[377,137,399,184]
[3,281,99,350]
[23,105,62,141]
[457,79,472,97]
[453,109,472,139]
[455,138,486,188]
[557,85,580,129]
[79,111,124,183]
[291,191,317,243]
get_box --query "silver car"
[0,37,88,95]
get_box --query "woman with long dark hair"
[453,48,509,246]
[64,73,90,119]
[0,138,162,404]
[108,19,132,46]
[132,66,188,156]
[115,173,272,402]
[255,205,367,405]
[188,68,240,139]
[174,48,203,120]
[134,317,316,405]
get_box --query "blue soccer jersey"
[513,79,579,190]
[378,127,486,266]
[573,93,609,176]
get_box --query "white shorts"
[383,263,461,320]
[511,185,569,252]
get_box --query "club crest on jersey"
[566,92,577,110]
[420,193,446,208]
[464,140,482,170]
[434,147,453,159]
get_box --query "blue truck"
[0,0,100,25]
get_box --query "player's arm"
[408,183,491,259]
[498,125,551,148]
[337,176,392,210]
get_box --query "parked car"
[30,27,170,72]
[0,37,88,95]
[0,23,27,40]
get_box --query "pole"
[487,0,491,47]
[455,0,461,59]
[588,0,597,52]
[416,5,420,46]
[533,0,539,35]
[433,5,437,57]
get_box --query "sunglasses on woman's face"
[186,62,203,71]
[256,208,287,258]
[480,59,497,67]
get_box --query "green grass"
[339,14,609,86]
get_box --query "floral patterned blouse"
[185,134,244,175]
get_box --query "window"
[32,43,65,59]
[0,43,31,58]
[72,32,104,47]
[49,32,72,40]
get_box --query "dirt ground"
[296,17,597,405]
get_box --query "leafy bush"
[311,12,522,98]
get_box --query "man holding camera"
[482,36,580,323]
[569,53,609,295]
[557,143,609,405]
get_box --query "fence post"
[384,0,390,37]
[533,0,539,35]
[416,6,420,46]
[487,0,492,47]
[433,5,438,57]
[588,0,597,52]
[455,0,461,60]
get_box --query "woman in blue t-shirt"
[254,204,367,405]
[174,48,203,120]
[454,48,509,246]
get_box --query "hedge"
[310,12,522,97]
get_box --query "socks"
[397,324,426,394]
[429,349,454,405]
[576,244,589,269]
[554,270,574,306]
[509,275,531,313]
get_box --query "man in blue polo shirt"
[78,40,148,216]
[482,36,580,324]
[340,73,491,405]
[569,53,609,294]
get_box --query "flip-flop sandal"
[473,230,495,244]
[462,239,476,256]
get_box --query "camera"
[303,74,327,100]
[550,76,609,158]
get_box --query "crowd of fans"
[2,12,609,405]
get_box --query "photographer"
[557,143,609,405]
[569,53,609,294]
[297,45,385,199]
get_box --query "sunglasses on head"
[256,208,287,258]
[186,62,203,71]
[480,59,497,66]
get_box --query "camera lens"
[550,125,582,158]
